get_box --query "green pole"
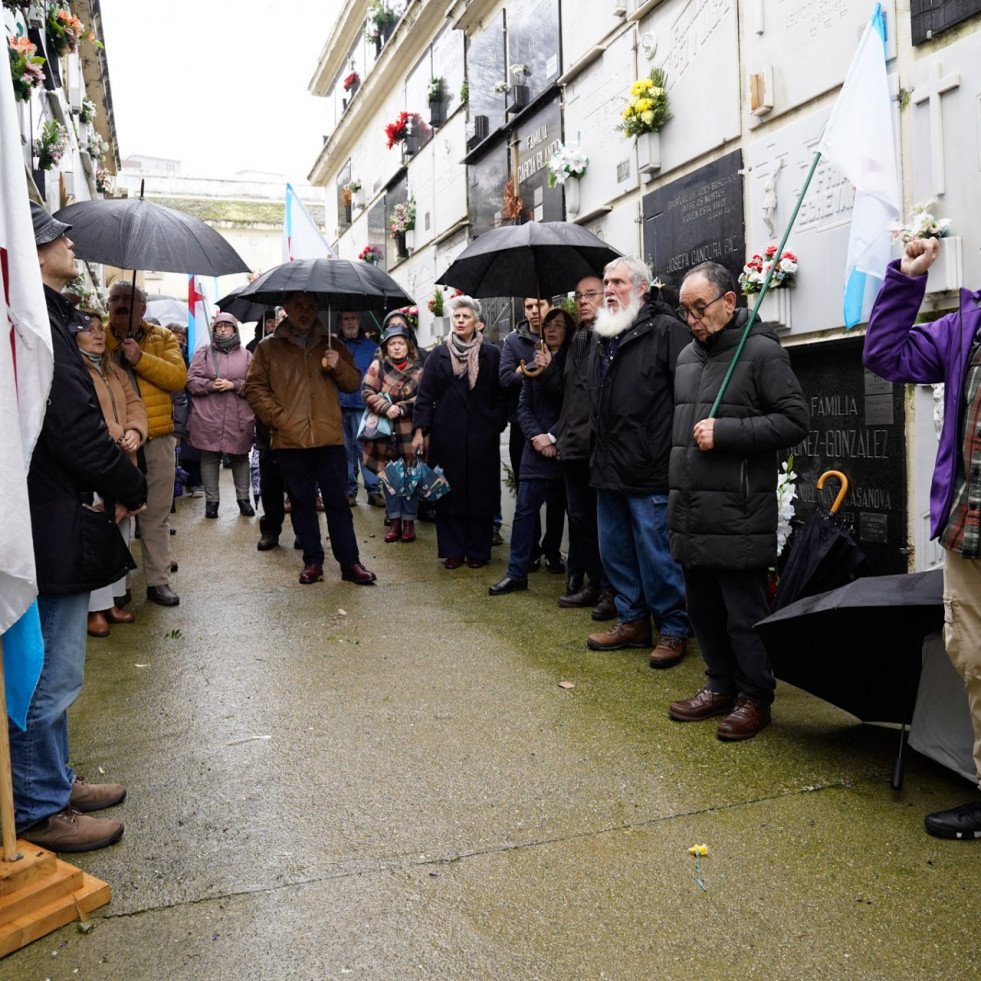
[709,150,823,418]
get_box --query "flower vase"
[636,130,661,177]
[395,231,407,260]
[353,187,365,210]
[403,133,420,160]
[508,84,529,114]
[343,202,353,225]
[432,315,447,337]
[404,228,415,252]
[429,100,444,128]
[564,177,581,217]
[926,236,963,295]
[757,287,793,330]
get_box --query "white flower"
[775,459,797,557]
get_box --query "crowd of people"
[14,199,981,857]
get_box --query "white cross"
[912,61,960,197]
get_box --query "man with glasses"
[552,276,614,618]
[105,281,187,606]
[667,261,807,740]
[586,256,692,669]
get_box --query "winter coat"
[413,338,508,517]
[104,320,186,438]
[360,355,423,474]
[80,355,148,464]
[500,323,540,423]
[668,310,809,571]
[30,288,147,595]
[863,259,980,539]
[517,345,568,482]
[588,299,690,494]
[243,318,360,450]
[340,333,381,410]
[186,339,255,455]
[555,326,594,462]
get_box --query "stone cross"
[912,61,960,197]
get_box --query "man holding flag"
[12,204,146,852]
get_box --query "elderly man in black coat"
[668,261,808,741]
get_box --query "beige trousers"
[141,434,175,588]
[943,548,981,787]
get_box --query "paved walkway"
[5,475,981,980]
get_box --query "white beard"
[593,292,643,338]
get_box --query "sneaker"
[69,778,126,812]
[649,635,687,669]
[20,807,123,853]
[586,618,652,651]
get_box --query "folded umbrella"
[414,461,451,501]
[380,459,409,498]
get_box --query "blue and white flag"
[818,4,901,328]
[282,183,334,262]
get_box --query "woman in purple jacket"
[187,312,255,518]
[864,236,981,840]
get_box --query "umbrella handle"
[817,469,849,513]
[516,358,545,378]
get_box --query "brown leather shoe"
[444,556,464,569]
[557,582,600,609]
[105,606,134,624]
[586,617,652,651]
[299,563,324,584]
[87,611,109,638]
[591,590,616,621]
[257,533,279,551]
[384,519,402,543]
[669,687,737,721]
[69,778,126,812]
[20,807,123,853]
[400,520,416,543]
[717,696,771,741]
[341,562,377,584]
[649,635,687,669]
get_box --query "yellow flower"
[688,844,708,856]
[630,80,647,96]
[641,110,655,126]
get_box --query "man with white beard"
[585,256,692,669]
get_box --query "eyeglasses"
[574,290,602,301]
[677,293,727,323]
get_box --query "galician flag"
[818,3,901,328]
[0,55,53,728]
[187,274,212,354]
[282,183,334,262]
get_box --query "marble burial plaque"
[515,98,563,223]
[466,10,507,144]
[431,25,466,120]
[467,142,510,238]
[787,337,908,576]
[911,0,981,45]
[642,150,745,290]
[506,0,560,105]
[367,199,389,269]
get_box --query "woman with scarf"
[412,295,507,568]
[361,313,424,543]
[186,312,255,519]
[74,310,148,638]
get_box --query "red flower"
[343,72,359,92]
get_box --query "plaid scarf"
[447,331,482,390]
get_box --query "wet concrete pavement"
[5,474,981,980]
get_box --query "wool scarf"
[447,331,481,390]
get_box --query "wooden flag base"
[0,843,110,957]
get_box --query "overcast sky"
[98,0,335,183]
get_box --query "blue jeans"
[382,482,418,520]
[8,592,89,829]
[342,408,380,497]
[507,477,561,579]
[596,490,690,637]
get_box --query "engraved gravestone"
[642,149,745,290]
[515,98,563,224]
[466,10,507,148]
[467,143,509,238]
[787,337,908,575]
[911,0,981,45]
[506,0,560,107]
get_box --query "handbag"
[356,394,393,442]
[78,503,137,587]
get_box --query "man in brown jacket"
[244,291,376,585]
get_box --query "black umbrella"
[54,183,249,277]
[436,220,621,299]
[771,470,868,611]
[216,284,273,324]
[239,257,412,311]
[756,568,944,787]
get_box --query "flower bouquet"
[619,67,670,139]
[385,110,417,149]
[46,6,98,56]
[389,198,416,237]
[95,167,112,197]
[343,71,359,92]
[775,455,797,558]
[889,201,950,244]
[738,246,798,295]
[33,118,69,171]
[341,179,361,207]
[547,140,588,187]
[428,77,443,103]
[78,97,96,124]
[358,245,383,264]
[8,35,46,102]
[395,305,419,329]
[86,131,109,162]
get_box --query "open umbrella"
[771,470,868,611]
[756,568,944,787]
[239,257,412,311]
[145,295,187,326]
[55,182,249,277]
[216,284,273,324]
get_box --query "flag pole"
[0,639,21,862]
[709,150,822,418]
